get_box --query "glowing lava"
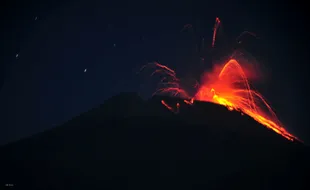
[151,59,298,142]
[195,59,297,141]
[143,18,299,142]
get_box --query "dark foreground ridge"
[1,92,309,190]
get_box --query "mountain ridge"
[1,92,309,189]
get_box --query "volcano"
[1,93,309,190]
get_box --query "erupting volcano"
[142,18,300,142]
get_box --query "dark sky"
[0,0,309,145]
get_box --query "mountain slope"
[1,93,309,190]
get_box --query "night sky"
[1,0,309,145]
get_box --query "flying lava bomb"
[141,17,300,142]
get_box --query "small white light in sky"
[84,68,87,72]
[35,16,38,20]
[113,44,116,47]
[15,54,19,58]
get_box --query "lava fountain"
[194,59,297,141]
[148,59,298,142]
[142,18,299,142]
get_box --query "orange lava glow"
[154,59,298,142]
[143,17,300,142]
[194,59,297,141]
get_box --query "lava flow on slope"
[142,18,300,142]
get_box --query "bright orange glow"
[194,59,297,141]
[143,17,300,142]
[154,59,298,142]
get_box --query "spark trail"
[236,31,258,44]
[143,18,299,142]
[150,58,298,142]
[140,62,191,99]
[195,59,296,141]
[212,17,221,48]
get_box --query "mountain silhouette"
[1,92,309,190]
